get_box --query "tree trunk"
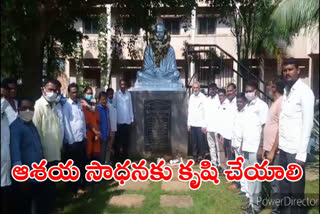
[20,32,45,99]
[20,4,50,99]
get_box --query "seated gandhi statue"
[133,23,184,91]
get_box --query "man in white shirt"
[2,78,18,124]
[242,80,269,213]
[114,79,134,161]
[203,83,220,167]
[231,92,249,199]
[187,81,206,163]
[63,83,87,197]
[107,88,117,164]
[226,83,238,113]
[216,88,233,170]
[33,79,63,213]
[278,58,315,213]
[225,83,238,188]
[1,82,12,214]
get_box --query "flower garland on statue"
[149,30,171,67]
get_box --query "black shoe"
[241,202,250,210]
[238,191,246,195]
[242,196,249,202]
[241,205,252,214]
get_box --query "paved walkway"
[108,167,194,208]
[107,163,319,210]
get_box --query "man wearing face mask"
[203,83,220,167]
[33,79,62,213]
[278,58,314,213]
[10,98,44,214]
[241,80,268,213]
[187,81,206,164]
[107,88,117,164]
[1,81,12,214]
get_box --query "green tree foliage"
[98,14,110,88]
[2,0,196,97]
[115,0,196,35]
[1,0,91,97]
[207,0,304,77]
[272,0,319,32]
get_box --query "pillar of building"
[189,7,196,81]
[106,4,112,90]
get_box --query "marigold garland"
[149,30,171,67]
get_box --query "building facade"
[58,4,319,98]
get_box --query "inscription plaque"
[144,99,171,153]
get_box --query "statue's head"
[155,23,165,41]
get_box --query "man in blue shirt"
[97,91,110,164]
[10,97,44,214]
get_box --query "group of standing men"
[187,58,315,214]
[1,78,134,214]
[0,57,316,214]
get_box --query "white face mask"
[19,109,34,122]
[43,90,57,103]
[245,92,256,101]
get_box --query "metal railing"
[184,44,271,103]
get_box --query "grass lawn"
[55,173,319,214]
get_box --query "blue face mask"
[108,98,113,104]
[194,91,200,96]
[85,94,93,101]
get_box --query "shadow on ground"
[54,180,125,214]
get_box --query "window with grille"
[123,18,140,35]
[83,17,99,34]
[197,17,216,34]
[163,18,180,35]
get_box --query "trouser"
[224,139,235,161]
[217,134,227,170]
[12,181,46,214]
[279,149,306,214]
[207,132,219,166]
[66,140,87,194]
[234,147,249,197]
[1,185,13,214]
[43,160,58,214]
[244,151,261,212]
[266,152,280,214]
[100,139,109,164]
[114,124,130,161]
[190,126,205,161]
[106,132,115,164]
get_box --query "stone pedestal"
[129,91,188,158]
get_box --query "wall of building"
[63,6,319,95]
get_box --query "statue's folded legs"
[136,70,180,83]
